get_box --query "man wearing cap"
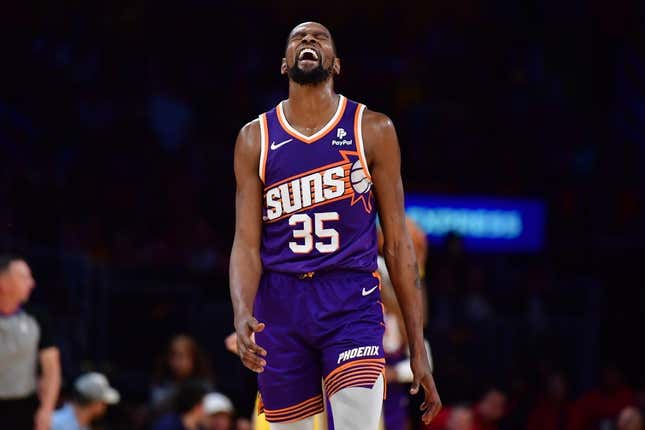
[203,392,234,430]
[0,254,61,430]
[51,372,120,430]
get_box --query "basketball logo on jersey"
[264,150,372,223]
[350,160,371,194]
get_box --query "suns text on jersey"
[265,164,350,222]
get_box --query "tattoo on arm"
[407,259,421,289]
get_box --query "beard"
[287,60,334,85]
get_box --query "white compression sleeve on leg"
[270,416,315,430]
[329,374,384,430]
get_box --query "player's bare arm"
[230,119,267,373]
[363,109,442,424]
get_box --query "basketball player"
[377,218,433,430]
[230,22,441,430]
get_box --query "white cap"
[203,392,233,415]
[74,372,120,405]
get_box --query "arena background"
[2,1,644,429]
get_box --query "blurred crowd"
[51,334,250,430]
[3,228,643,430]
[3,1,644,267]
[45,331,645,430]
[2,0,645,429]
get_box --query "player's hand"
[410,353,441,425]
[34,406,52,430]
[234,315,267,373]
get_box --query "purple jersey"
[258,95,377,274]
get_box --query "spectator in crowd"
[235,418,253,430]
[151,334,214,413]
[378,255,434,430]
[152,380,208,430]
[51,372,120,430]
[472,388,507,430]
[202,392,234,430]
[426,388,505,430]
[0,254,61,430]
[525,371,571,430]
[567,363,635,430]
[426,405,473,430]
[446,406,474,430]
[377,217,432,430]
[617,406,644,430]
[235,418,252,430]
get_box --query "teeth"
[299,48,318,60]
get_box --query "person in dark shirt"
[472,388,507,430]
[567,364,635,430]
[152,380,209,430]
[151,334,214,414]
[617,406,644,430]
[0,254,62,430]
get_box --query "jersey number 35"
[289,212,339,254]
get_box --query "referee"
[0,254,61,430]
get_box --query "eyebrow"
[290,30,331,39]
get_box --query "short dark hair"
[174,380,208,415]
[0,254,23,274]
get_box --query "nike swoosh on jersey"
[270,138,293,150]
[362,285,379,296]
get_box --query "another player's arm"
[363,110,442,424]
[230,120,267,373]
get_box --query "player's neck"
[286,80,338,121]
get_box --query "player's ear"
[333,57,341,76]
[281,58,288,75]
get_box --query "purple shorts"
[254,270,385,423]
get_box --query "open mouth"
[298,48,319,62]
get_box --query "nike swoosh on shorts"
[362,285,378,296]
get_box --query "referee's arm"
[35,347,61,430]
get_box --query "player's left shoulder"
[361,108,396,138]
[360,108,398,160]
